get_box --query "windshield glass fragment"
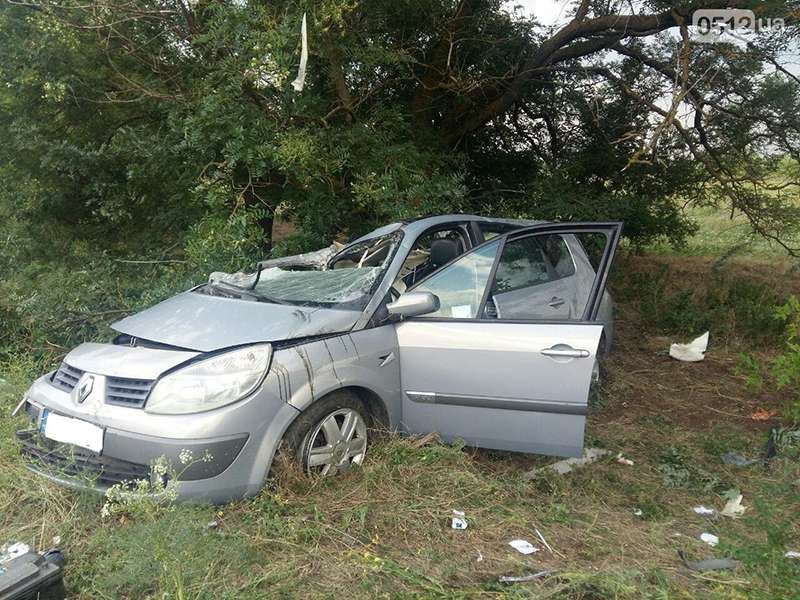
[200,231,401,308]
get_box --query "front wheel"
[283,392,369,476]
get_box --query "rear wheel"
[283,392,369,476]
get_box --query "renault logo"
[73,374,95,405]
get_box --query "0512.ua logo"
[692,9,786,43]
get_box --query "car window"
[478,222,522,240]
[493,234,574,294]
[395,227,468,291]
[330,233,400,270]
[486,232,603,321]
[411,239,499,318]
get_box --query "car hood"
[111,291,362,352]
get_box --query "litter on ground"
[700,533,719,547]
[633,508,643,517]
[669,332,709,362]
[721,452,759,466]
[615,453,634,466]
[534,528,555,554]
[499,570,553,584]
[693,506,716,516]
[525,448,610,477]
[508,540,539,555]
[678,550,740,572]
[784,551,800,559]
[750,408,779,421]
[451,510,468,530]
[721,494,747,519]
[0,542,30,564]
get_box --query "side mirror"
[386,292,440,318]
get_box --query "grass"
[646,204,796,258]
[1,380,798,598]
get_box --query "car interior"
[392,227,468,294]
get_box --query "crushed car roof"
[346,214,543,246]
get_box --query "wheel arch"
[298,385,390,430]
[344,385,390,430]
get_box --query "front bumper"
[17,424,248,487]
[17,429,153,489]
[18,373,300,503]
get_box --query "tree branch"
[446,1,748,145]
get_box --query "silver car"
[15,216,621,502]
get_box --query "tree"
[1,0,798,261]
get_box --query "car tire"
[282,391,370,477]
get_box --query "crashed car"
[15,215,622,502]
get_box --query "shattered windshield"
[199,231,402,309]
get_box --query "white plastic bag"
[670,332,709,362]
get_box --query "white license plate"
[40,409,104,453]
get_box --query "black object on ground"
[678,550,740,572]
[0,548,66,600]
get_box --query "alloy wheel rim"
[305,408,368,476]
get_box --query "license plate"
[40,409,104,453]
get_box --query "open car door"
[394,223,622,457]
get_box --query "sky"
[503,0,573,26]
[503,0,800,75]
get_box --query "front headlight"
[145,344,272,415]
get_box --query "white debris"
[499,570,552,584]
[700,533,719,547]
[526,448,610,477]
[509,539,540,555]
[785,551,800,559]
[535,528,555,554]
[633,508,644,517]
[693,506,716,516]
[721,495,747,519]
[451,510,468,530]
[0,542,30,564]
[616,453,634,466]
[52,536,61,546]
[669,332,709,362]
[290,13,308,92]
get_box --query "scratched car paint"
[15,215,621,502]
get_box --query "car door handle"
[541,346,590,359]
[548,296,565,308]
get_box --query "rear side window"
[478,222,521,240]
[492,234,574,294]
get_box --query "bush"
[772,296,800,424]
[615,263,786,345]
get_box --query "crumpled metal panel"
[209,244,343,288]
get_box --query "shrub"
[616,264,786,345]
[773,296,800,424]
